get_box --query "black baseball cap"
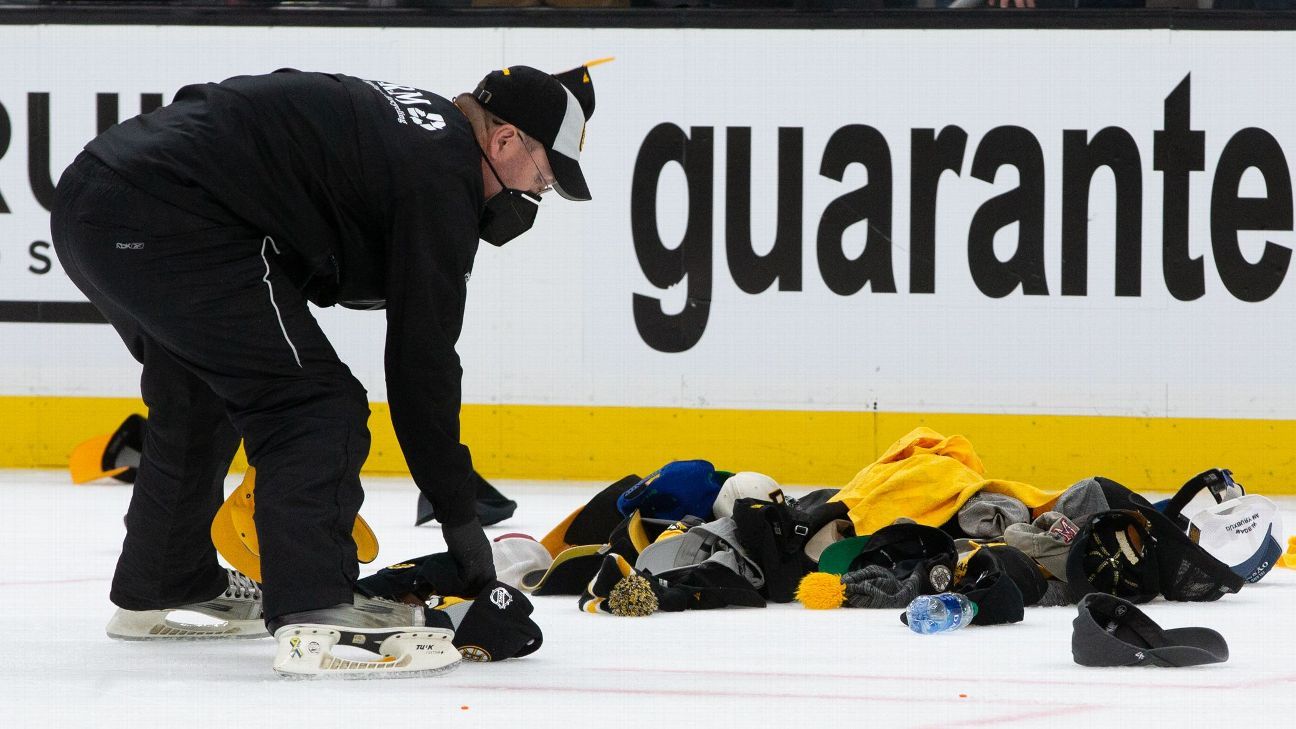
[1135,504,1244,602]
[427,581,543,662]
[520,543,606,595]
[954,547,1025,626]
[1065,509,1161,604]
[819,523,957,595]
[473,61,602,201]
[537,474,641,557]
[415,471,517,527]
[978,543,1048,607]
[1072,593,1228,667]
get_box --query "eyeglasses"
[518,132,555,197]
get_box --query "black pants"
[51,153,370,621]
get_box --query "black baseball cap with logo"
[472,61,604,201]
[1066,509,1161,604]
[1072,593,1228,667]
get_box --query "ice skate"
[269,593,460,679]
[106,568,267,640]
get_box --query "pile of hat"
[487,459,1286,627]
[797,468,1283,625]
[485,460,852,615]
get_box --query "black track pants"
[51,152,370,621]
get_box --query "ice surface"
[2,469,1294,728]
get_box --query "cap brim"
[817,536,871,575]
[1072,593,1229,667]
[548,151,590,201]
[69,434,129,484]
[415,492,436,526]
[211,479,263,582]
[520,544,605,595]
[212,467,379,582]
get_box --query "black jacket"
[86,69,485,526]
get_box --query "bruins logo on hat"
[929,564,953,592]
[210,466,379,583]
[460,645,492,662]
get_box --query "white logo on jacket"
[408,107,446,132]
[364,79,445,133]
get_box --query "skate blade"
[107,608,268,641]
[274,661,460,681]
[272,625,460,680]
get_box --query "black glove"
[443,518,496,595]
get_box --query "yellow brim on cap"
[68,434,130,485]
[211,473,261,579]
[211,467,379,583]
[540,506,583,559]
[1279,536,1296,569]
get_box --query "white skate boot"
[269,593,460,680]
[106,568,267,640]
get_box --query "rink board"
[1,24,1295,490]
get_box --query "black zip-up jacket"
[86,69,484,526]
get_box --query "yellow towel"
[831,427,1060,535]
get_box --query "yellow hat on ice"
[211,466,379,583]
[68,414,146,485]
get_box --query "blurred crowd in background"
[9,0,1296,11]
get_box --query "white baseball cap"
[713,471,781,519]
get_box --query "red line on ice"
[441,681,1101,708]
[596,665,1238,691]
[907,703,1101,729]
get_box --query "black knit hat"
[1072,593,1228,667]
[473,61,601,201]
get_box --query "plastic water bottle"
[905,593,977,634]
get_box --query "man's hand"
[443,518,497,595]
